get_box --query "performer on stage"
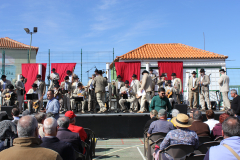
[171,73,182,104]
[157,73,167,89]
[119,80,136,113]
[72,75,80,92]
[165,80,174,106]
[0,75,12,91]
[27,83,43,112]
[15,75,25,112]
[53,83,64,112]
[1,84,18,106]
[138,70,153,113]
[48,68,60,89]
[34,75,46,109]
[218,69,230,111]
[105,77,112,112]
[72,83,86,113]
[149,69,157,98]
[188,71,199,109]
[198,68,210,110]
[66,70,76,83]
[60,76,72,111]
[87,74,96,112]
[95,69,99,77]
[131,74,140,112]
[114,75,124,110]
[92,70,108,113]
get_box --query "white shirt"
[65,83,68,90]
[37,80,40,87]
[172,78,176,87]
[118,82,121,89]
[204,119,219,131]
[105,86,109,92]
[90,80,94,89]
[192,77,196,87]
[69,75,72,83]
[130,80,135,87]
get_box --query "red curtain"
[22,63,47,95]
[158,61,183,90]
[51,63,76,84]
[115,62,141,82]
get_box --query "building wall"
[0,49,37,82]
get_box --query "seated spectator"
[188,110,210,137]
[204,117,240,160]
[0,120,18,151]
[34,112,46,138]
[41,117,75,160]
[147,109,175,136]
[57,116,83,153]
[225,109,235,117]
[189,108,197,124]
[168,109,179,127]
[204,109,219,131]
[65,111,87,142]
[230,89,240,119]
[0,115,62,160]
[160,113,199,160]
[47,112,55,118]
[11,108,20,124]
[22,110,31,116]
[143,109,158,131]
[212,113,230,139]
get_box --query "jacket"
[68,123,87,142]
[60,81,72,94]
[188,120,210,137]
[40,137,75,160]
[218,74,229,92]
[15,80,25,95]
[144,117,158,131]
[49,72,60,90]
[140,74,152,92]
[56,127,83,153]
[172,78,182,94]
[0,79,12,90]
[27,88,41,99]
[198,74,210,92]
[212,123,222,139]
[113,80,124,96]
[157,79,167,88]
[72,88,86,98]
[93,75,108,93]
[0,137,62,160]
[188,77,198,92]
[131,79,140,93]
[34,80,46,94]
[120,86,136,98]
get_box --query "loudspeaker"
[174,104,188,114]
[1,106,14,117]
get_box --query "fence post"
[113,48,114,80]
[81,49,82,82]
[2,50,5,75]
[27,49,30,63]
[48,49,50,85]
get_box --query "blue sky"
[0,0,240,84]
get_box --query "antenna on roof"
[203,32,205,50]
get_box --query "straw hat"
[172,113,192,128]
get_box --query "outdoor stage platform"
[66,111,224,138]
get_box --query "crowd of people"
[145,108,240,160]
[0,108,89,160]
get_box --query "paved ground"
[93,138,146,160]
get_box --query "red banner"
[115,62,141,82]
[51,63,76,84]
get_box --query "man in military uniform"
[60,76,72,111]
[72,83,87,113]
[104,77,112,112]
[87,74,96,112]
[157,73,167,89]
[92,70,108,113]
[188,71,199,109]
[165,80,174,106]
[130,74,140,112]
[27,83,43,112]
[198,68,210,110]
[34,75,46,109]
[15,75,25,112]
[48,68,60,90]
[171,73,182,104]
[218,69,230,111]
[72,75,80,93]
[119,80,136,113]
[114,75,124,110]
[53,83,64,111]
[1,84,17,106]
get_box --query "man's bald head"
[17,115,38,138]
[43,117,58,136]
[222,117,240,138]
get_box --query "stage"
[69,111,224,138]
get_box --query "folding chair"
[197,141,220,154]
[143,128,149,157]
[74,149,86,160]
[82,141,91,160]
[185,153,206,160]
[84,128,96,158]
[198,136,211,144]
[214,136,223,142]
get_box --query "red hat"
[65,111,76,119]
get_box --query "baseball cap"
[65,111,76,119]
[158,109,167,116]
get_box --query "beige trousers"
[17,95,24,111]
[119,97,137,110]
[63,93,71,110]
[189,91,199,108]
[96,92,105,111]
[140,92,152,112]
[88,91,96,111]
[200,90,210,109]
[222,92,230,109]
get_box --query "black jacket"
[144,117,158,131]
[56,127,83,153]
[40,137,75,160]
[231,95,240,115]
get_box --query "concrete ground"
[93,138,146,160]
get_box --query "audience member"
[188,110,210,137]
[147,109,175,136]
[143,109,158,131]
[225,109,235,117]
[189,108,197,124]
[22,110,31,116]
[47,112,55,118]
[160,113,199,160]
[0,112,13,121]
[35,112,46,138]
[0,115,62,160]
[230,89,240,119]
[204,117,240,160]
[56,116,83,153]
[0,120,18,151]
[149,88,172,113]
[41,117,75,160]
[65,111,87,142]
[168,109,179,127]
[212,113,230,139]
[42,90,60,119]
[204,109,219,131]
[11,108,20,124]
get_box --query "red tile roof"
[0,37,39,53]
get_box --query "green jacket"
[149,95,172,113]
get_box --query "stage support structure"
[146,62,149,71]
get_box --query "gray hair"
[193,110,202,120]
[231,89,237,94]
[172,109,179,118]
[92,74,96,77]
[225,109,235,117]
[222,117,240,137]
[17,115,38,138]
[34,112,46,124]
[43,117,58,135]
[57,116,70,128]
